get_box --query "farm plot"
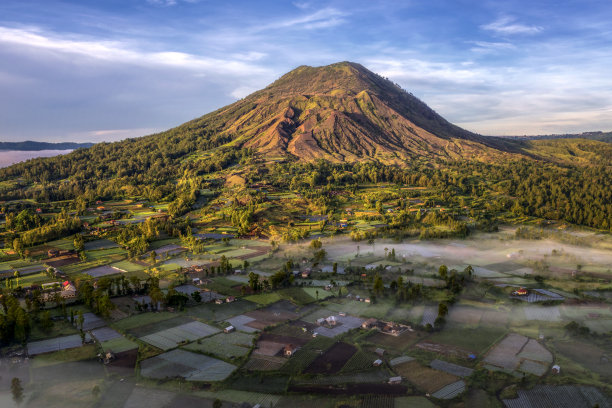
[360,395,394,408]
[313,315,365,338]
[430,360,473,377]
[368,330,422,353]
[304,342,357,374]
[394,396,438,408]
[483,333,552,376]
[140,349,236,381]
[522,306,561,321]
[279,336,336,374]
[426,326,506,354]
[554,339,612,376]
[341,350,380,372]
[431,380,466,400]
[503,385,612,408]
[243,354,287,371]
[84,239,119,250]
[227,314,259,333]
[27,333,91,356]
[184,331,254,359]
[139,320,220,350]
[149,244,186,258]
[78,312,106,331]
[91,326,122,342]
[101,337,138,353]
[254,333,310,358]
[421,306,438,327]
[393,360,459,394]
[446,306,484,326]
[83,264,125,277]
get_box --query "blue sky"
[1,0,611,142]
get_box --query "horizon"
[1,1,612,143]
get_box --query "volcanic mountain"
[185,61,517,163]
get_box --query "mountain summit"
[194,61,512,162]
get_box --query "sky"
[1,0,612,142]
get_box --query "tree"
[77,310,85,331]
[13,270,20,287]
[438,265,448,280]
[373,274,384,296]
[191,291,202,303]
[213,399,222,408]
[11,377,24,405]
[73,234,84,252]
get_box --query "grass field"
[426,327,506,354]
[183,331,254,359]
[101,337,139,353]
[111,311,177,332]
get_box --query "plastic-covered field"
[139,321,220,350]
[430,359,474,377]
[78,312,107,331]
[91,327,122,342]
[28,333,91,355]
[140,349,236,381]
[484,334,552,376]
[431,380,466,400]
[503,385,611,408]
[523,306,561,321]
[421,306,438,327]
[84,265,124,278]
[226,314,259,333]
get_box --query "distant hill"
[494,131,612,143]
[0,141,94,151]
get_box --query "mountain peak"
[262,61,388,96]
[186,61,515,163]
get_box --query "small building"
[362,318,379,329]
[284,344,300,357]
[512,287,528,296]
[215,298,224,305]
[36,208,43,213]
[301,270,311,278]
[552,365,561,374]
[192,278,202,285]
[373,359,383,366]
[226,296,236,303]
[47,249,59,258]
[224,326,235,333]
[365,298,371,303]
[339,312,346,317]
[388,376,402,385]
[316,318,326,326]
[375,348,385,357]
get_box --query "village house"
[362,318,379,329]
[226,296,236,303]
[284,344,300,357]
[388,376,402,385]
[301,269,311,278]
[224,326,235,333]
[373,359,383,366]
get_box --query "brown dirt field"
[253,340,285,356]
[46,254,80,267]
[393,360,459,394]
[368,330,423,352]
[243,355,286,371]
[305,342,357,374]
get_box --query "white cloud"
[482,16,542,35]
[0,26,269,76]
[469,41,516,53]
[254,8,347,32]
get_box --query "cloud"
[0,26,268,76]
[469,41,516,53]
[254,8,347,32]
[481,16,542,35]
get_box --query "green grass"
[111,260,144,273]
[85,247,127,260]
[46,239,75,250]
[101,337,138,353]
[183,331,254,359]
[426,326,506,354]
[111,311,177,332]
[30,344,99,368]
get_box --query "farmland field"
[184,331,254,359]
[392,360,458,394]
[305,342,357,374]
[139,320,220,350]
[140,349,236,381]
